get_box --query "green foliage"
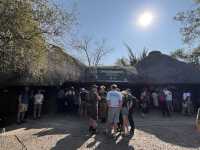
[0,0,47,80]
[120,43,148,66]
[171,49,187,59]
[0,0,76,83]
[174,0,200,65]
[171,48,200,65]
[115,57,129,66]
[124,43,138,66]
[174,2,200,45]
[139,47,148,61]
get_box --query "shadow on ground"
[50,133,134,150]
[135,115,200,149]
[5,113,200,149]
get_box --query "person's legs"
[89,118,93,133]
[33,104,37,119]
[118,111,123,132]
[165,102,170,116]
[123,116,128,135]
[21,104,28,122]
[160,102,165,116]
[38,104,42,118]
[21,112,25,122]
[17,111,21,123]
[106,107,114,135]
[128,110,135,134]
[83,103,87,117]
[166,101,170,113]
[113,107,120,134]
[182,104,186,115]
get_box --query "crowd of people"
[56,84,196,137]
[16,85,197,138]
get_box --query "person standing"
[126,89,137,135]
[152,90,159,108]
[164,88,173,114]
[17,87,30,124]
[56,88,65,113]
[140,89,148,117]
[79,88,88,117]
[106,84,123,137]
[87,85,101,134]
[182,91,188,115]
[121,90,129,136]
[186,91,193,115]
[33,90,44,119]
[65,87,76,113]
[99,85,108,123]
[159,89,170,117]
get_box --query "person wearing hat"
[106,84,123,137]
[99,85,108,123]
[87,85,101,134]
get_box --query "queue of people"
[138,88,194,117]
[16,85,197,138]
[78,84,137,137]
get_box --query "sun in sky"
[138,11,154,28]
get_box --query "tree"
[139,47,148,60]
[174,0,200,65]
[171,48,200,65]
[171,48,188,59]
[122,43,149,66]
[174,0,200,45]
[0,0,76,83]
[72,38,113,67]
[124,43,138,66]
[115,57,129,66]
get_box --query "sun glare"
[138,11,154,28]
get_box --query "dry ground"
[0,112,200,150]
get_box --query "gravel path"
[1,113,200,150]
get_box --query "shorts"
[122,107,128,117]
[108,107,121,124]
[19,104,28,112]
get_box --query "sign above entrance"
[96,68,128,82]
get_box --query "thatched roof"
[0,45,86,87]
[135,51,200,84]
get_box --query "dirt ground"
[1,112,200,150]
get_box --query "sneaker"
[130,129,135,135]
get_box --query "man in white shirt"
[106,84,122,136]
[152,91,159,108]
[33,90,44,119]
[164,88,173,114]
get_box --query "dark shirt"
[80,91,88,102]
[99,91,107,102]
[57,90,65,99]
[88,91,98,106]
[21,92,29,104]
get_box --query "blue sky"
[55,0,196,65]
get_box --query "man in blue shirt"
[17,87,30,124]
